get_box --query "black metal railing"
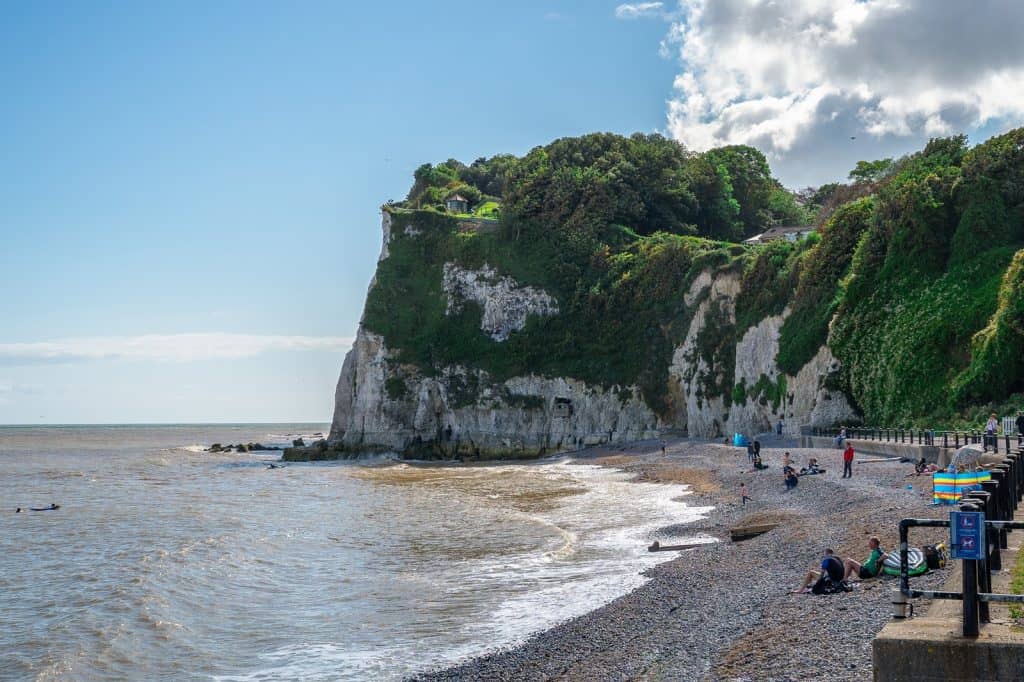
[893,447,1024,636]
[811,426,1024,454]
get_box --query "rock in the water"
[292,438,305,447]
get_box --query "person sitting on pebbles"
[791,548,844,593]
[800,458,823,475]
[784,467,799,491]
[843,536,888,581]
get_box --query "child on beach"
[739,482,751,505]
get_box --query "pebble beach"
[414,438,953,681]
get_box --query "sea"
[0,424,713,681]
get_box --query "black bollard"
[959,500,984,633]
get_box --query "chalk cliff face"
[328,329,662,457]
[441,263,559,342]
[328,214,856,458]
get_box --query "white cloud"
[0,382,36,394]
[0,333,354,365]
[662,0,1024,182]
[616,2,664,19]
[0,381,39,404]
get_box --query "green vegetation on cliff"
[828,131,1024,424]
[365,206,744,414]
[365,128,1024,426]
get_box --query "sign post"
[951,510,985,636]
[950,511,984,560]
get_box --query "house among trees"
[743,225,809,245]
[445,194,470,214]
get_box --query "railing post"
[994,468,1010,548]
[1011,454,1022,507]
[1016,452,1024,503]
[963,550,981,636]
[965,493,994,624]
[895,519,912,619]
[979,483,1001,572]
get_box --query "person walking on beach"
[842,444,854,478]
[660,439,667,456]
[753,439,761,460]
[776,418,784,439]
[740,482,751,505]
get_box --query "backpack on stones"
[924,544,947,570]
[811,575,852,595]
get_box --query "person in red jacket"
[842,444,855,478]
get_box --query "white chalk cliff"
[328,214,856,458]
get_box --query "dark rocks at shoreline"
[206,442,281,453]
[282,439,340,462]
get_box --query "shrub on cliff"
[826,133,1024,424]
[951,249,1024,405]
[776,198,873,375]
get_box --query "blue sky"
[0,2,677,423]
[3,1,1022,423]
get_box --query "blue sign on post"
[950,511,985,560]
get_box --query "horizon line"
[0,420,332,427]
